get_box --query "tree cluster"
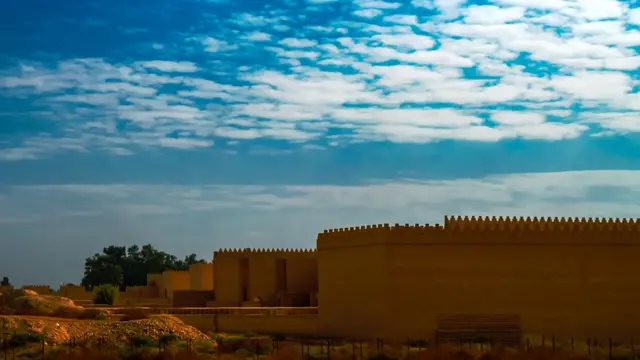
[0,276,10,286]
[81,244,206,291]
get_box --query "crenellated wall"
[58,284,92,301]
[14,215,639,341]
[213,249,317,307]
[316,216,640,340]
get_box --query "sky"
[1,0,640,287]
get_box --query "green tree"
[81,244,205,290]
[93,284,119,305]
[0,276,10,286]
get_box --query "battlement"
[22,285,54,289]
[443,215,640,231]
[319,216,640,235]
[316,216,640,249]
[214,248,316,257]
[319,223,443,234]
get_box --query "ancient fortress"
[14,216,640,341]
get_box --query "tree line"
[1,244,205,291]
[81,244,206,290]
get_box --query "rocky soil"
[0,314,212,346]
[0,288,212,346]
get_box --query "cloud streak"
[4,170,640,219]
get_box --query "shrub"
[367,354,395,360]
[92,284,119,305]
[235,348,254,357]
[159,333,178,346]
[131,335,155,348]
[9,332,43,347]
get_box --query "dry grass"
[2,330,621,360]
[2,341,602,360]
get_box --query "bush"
[235,348,254,357]
[368,354,394,360]
[131,335,155,348]
[159,333,178,346]
[9,332,43,347]
[93,284,119,305]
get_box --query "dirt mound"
[8,294,84,318]
[3,288,39,301]
[90,317,210,344]
[0,315,211,346]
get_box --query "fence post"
[595,338,599,360]
[1,318,5,360]
[631,338,635,360]
[526,337,530,352]
[300,340,304,359]
[352,342,356,360]
[588,338,591,356]
[327,340,332,360]
[608,338,612,360]
[552,335,556,354]
[571,338,574,353]
[543,335,546,348]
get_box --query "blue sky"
[1,0,640,286]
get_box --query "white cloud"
[280,38,318,47]
[135,61,199,72]
[629,8,640,25]
[548,71,632,101]
[432,0,468,18]
[201,37,237,52]
[371,33,435,50]
[245,31,272,41]
[2,0,640,158]
[354,9,383,18]
[355,0,402,9]
[383,15,418,25]
[463,5,526,24]
[491,111,546,125]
